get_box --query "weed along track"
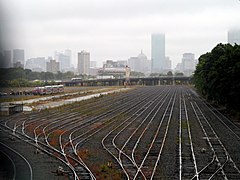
[1,86,240,179]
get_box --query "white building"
[78,50,90,75]
[182,53,195,76]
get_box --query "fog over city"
[1,0,240,67]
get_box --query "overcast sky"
[1,0,240,67]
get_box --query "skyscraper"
[13,49,24,67]
[151,34,165,73]
[182,53,195,76]
[228,29,240,45]
[3,50,11,68]
[78,50,90,75]
[54,50,72,72]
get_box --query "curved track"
[1,86,240,179]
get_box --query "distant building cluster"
[1,29,239,77]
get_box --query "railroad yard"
[1,85,240,179]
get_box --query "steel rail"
[179,89,198,179]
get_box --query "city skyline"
[1,0,240,68]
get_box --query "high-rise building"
[13,49,24,67]
[151,34,165,73]
[228,29,240,45]
[54,50,72,72]
[182,53,195,76]
[3,50,11,68]
[165,57,172,72]
[78,50,90,75]
[46,60,60,73]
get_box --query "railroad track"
[191,101,240,179]
[102,87,171,179]
[0,141,32,180]
[1,86,240,179]
[179,89,198,179]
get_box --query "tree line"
[194,43,240,112]
[0,68,75,87]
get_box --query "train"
[32,85,64,95]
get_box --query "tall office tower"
[165,57,172,71]
[228,29,240,45]
[58,53,70,71]
[3,50,11,68]
[55,50,71,72]
[46,60,60,73]
[78,50,90,75]
[151,34,165,73]
[13,49,24,67]
[182,53,195,76]
[64,49,72,62]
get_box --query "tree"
[167,71,173,76]
[194,43,240,111]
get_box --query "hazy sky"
[1,0,240,67]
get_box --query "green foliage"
[194,43,240,111]
[0,68,76,87]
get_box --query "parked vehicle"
[31,85,64,95]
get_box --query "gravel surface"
[1,85,240,180]
[0,127,71,180]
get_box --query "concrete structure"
[78,50,90,75]
[228,29,240,45]
[63,76,192,87]
[46,60,60,73]
[151,34,165,73]
[13,49,24,67]
[25,57,46,72]
[182,53,195,76]
[0,103,23,116]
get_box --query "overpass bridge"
[63,76,193,86]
